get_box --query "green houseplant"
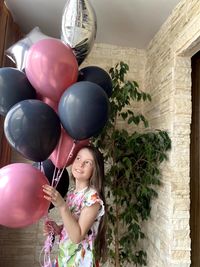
[93,62,171,266]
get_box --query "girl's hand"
[43,184,65,208]
[43,220,62,236]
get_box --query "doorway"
[190,50,200,266]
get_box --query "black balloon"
[0,67,36,116]
[33,159,69,210]
[58,81,109,140]
[4,99,61,162]
[78,66,113,97]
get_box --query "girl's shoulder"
[83,187,105,217]
[84,187,99,199]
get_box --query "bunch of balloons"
[0,0,113,228]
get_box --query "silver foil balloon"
[5,27,52,71]
[61,0,97,65]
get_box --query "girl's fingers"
[43,186,58,195]
[44,185,56,192]
[42,185,53,193]
[43,186,64,207]
[43,193,59,205]
[44,195,52,201]
[42,184,52,189]
[43,186,58,201]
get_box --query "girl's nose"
[78,160,84,167]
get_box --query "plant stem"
[112,113,121,267]
[115,198,120,267]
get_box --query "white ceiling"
[5,0,181,49]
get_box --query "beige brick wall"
[143,0,200,266]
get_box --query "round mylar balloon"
[25,38,78,102]
[0,163,50,228]
[58,81,109,140]
[61,0,97,65]
[4,99,61,162]
[0,67,36,116]
[5,27,52,71]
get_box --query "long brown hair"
[85,145,107,263]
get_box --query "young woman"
[43,145,107,267]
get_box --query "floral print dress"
[55,187,104,267]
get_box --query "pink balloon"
[35,92,58,113]
[0,163,50,228]
[50,128,90,169]
[42,97,58,113]
[25,38,78,102]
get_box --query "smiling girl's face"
[71,148,94,183]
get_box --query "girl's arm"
[59,202,100,243]
[43,184,100,244]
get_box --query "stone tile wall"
[143,0,200,266]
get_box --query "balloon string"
[51,130,65,187]
[39,216,55,267]
[39,141,76,266]
[40,140,77,266]
[40,162,45,174]
[53,140,77,189]
[51,167,57,187]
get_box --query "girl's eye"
[85,160,93,167]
